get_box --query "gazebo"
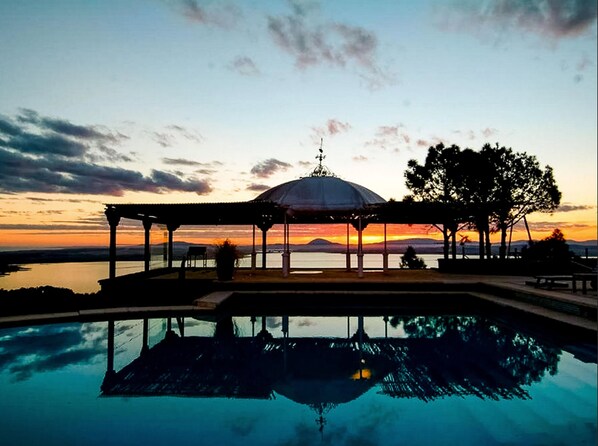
[104,148,473,279]
[252,151,386,277]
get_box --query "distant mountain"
[307,238,339,246]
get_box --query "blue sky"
[0,0,596,246]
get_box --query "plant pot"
[216,259,235,281]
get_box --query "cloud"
[525,221,596,232]
[311,119,351,141]
[150,131,175,148]
[353,155,368,162]
[0,109,129,164]
[250,158,292,178]
[4,132,87,158]
[326,119,351,135]
[0,115,25,136]
[150,125,204,147]
[556,203,596,212]
[0,224,102,230]
[0,111,212,196]
[267,0,391,86]
[443,0,597,39]
[0,324,105,382]
[294,318,315,327]
[171,0,241,28]
[17,109,122,142]
[163,157,204,166]
[228,56,260,76]
[266,316,282,329]
[365,124,412,152]
[572,54,595,82]
[246,183,271,192]
[150,169,212,194]
[482,127,498,138]
[25,197,102,204]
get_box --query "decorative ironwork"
[309,138,335,177]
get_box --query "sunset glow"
[0,1,595,250]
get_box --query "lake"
[0,252,443,293]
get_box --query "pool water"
[0,314,595,445]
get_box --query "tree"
[404,143,561,261]
[453,148,495,259]
[404,143,464,259]
[482,144,561,259]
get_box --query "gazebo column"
[261,228,267,269]
[166,223,179,269]
[143,218,152,272]
[257,220,273,269]
[382,223,389,272]
[357,216,364,278]
[251,225,257,270]
[282,215,290,278]
[345,222,351,271]
[105,208,120,280]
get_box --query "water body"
[0,253,442,293]
[0,314,595,445]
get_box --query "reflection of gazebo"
[103,147,476,279]
[101,317,553,403]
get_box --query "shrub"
[400,246,427,269]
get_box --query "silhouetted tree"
[454,148,495,259]
[481,144,561,259]
[405,143,561,260]
[404,143,464,259]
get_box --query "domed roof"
[253,175,386,212]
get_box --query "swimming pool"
[0,313,595,445]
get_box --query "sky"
[0,0,596,249]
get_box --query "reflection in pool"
[0,315,596,445]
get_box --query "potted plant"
[400,246,427,269]
[214,239,242,281]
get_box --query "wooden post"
[105,208,120,280]
[383,223,389,272]
[143,218,152,272]
[262,228,267,269]
[357,217,364,278]
[257,219,273,270]
[346,222,351,271]
[251,224,257,270]
[166,223,179,269]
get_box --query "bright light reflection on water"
[0,315,595,445]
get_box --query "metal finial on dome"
[310,138,335,177]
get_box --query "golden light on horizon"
[2,222,596,249]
